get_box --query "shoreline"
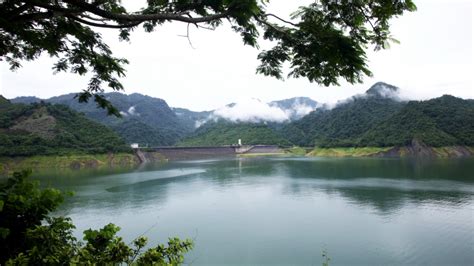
[1,145,472,175]
[307,146,474,158]
[0,152,166,176]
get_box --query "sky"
[0,0,473,111]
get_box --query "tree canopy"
[0,170,193,265]
[0,0,416,114]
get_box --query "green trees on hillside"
[53,92,193,146]
[283,96,404,146]
[0,171,193,264]
[180,121,291,147]
[0,102,128,156]
[360,96,474,147]
[282,94,474,148]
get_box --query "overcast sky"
[0,0,472,111]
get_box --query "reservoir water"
[34,157,474,265]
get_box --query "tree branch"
[67,15,142,29]
[62,0,231,24]
[263,13,298,27]
[254,15,291,35]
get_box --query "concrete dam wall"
[141,145,282,160]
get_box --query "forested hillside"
[282,82,405,146]
[0,100,128,156]
[283,84,474,148]
[8,82,474,150]
[13,93,192,146]
[179,121,291,146]
[172,107,212,131]
[11,93,321,145]
[360,95,474,147]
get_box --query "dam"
[137,145,283,161]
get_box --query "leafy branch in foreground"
[0,0,416,115]
[0,170,193,265]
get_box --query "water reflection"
[33,156,474,265]
[40,157,474,218]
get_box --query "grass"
[307,147,393,157]
[0,153,141,175]
[284,146,308,156]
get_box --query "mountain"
[10,96,42,104]
[13,92,191,146]
[0,95,10,105]
[8,82,473,151]
[283,82,405,146]
[283,83,474,148]
[269,97,319,120]
[172,107,212,131]
[365,82,400,98]
[360,95,474,147]
[11,93,321,145]
[0,101,127,156]
[179,120,291,147]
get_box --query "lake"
[34,157,474,265]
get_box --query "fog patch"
[371,83,402,99]
[120,105,140,116]
[195,119,207,128]
[273,100,318,119]
[326,82,406,110]
[212,98,289,123]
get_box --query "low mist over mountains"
[11,93,320,145]
[6,82,474,150]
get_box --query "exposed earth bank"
[374,140,473,158]
[308,140,473,158]
[0,152,166,175]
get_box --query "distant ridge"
[8,82,474,155]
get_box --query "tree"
[0,0,416,115]
[0,170,193,265]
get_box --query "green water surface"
[33,157,474,265]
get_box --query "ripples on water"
[33,157,474,266]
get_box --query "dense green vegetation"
[360,95,474,147]
[282,84,474,148]
[0,95,9,105]
[282,83,405,147]
[0,171,193,265]
[174,86,474,150]
[5,83,474,154]
[0,101,129,156]
[13,93,194,146]
[179,121,291,147]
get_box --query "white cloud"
[275,99,318,119]
[120,106,139,116]
[127,106,138,116]
[212,98,289,123]
[374,84,402,100]
[291,103,315,117]
[194,119,207,128]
